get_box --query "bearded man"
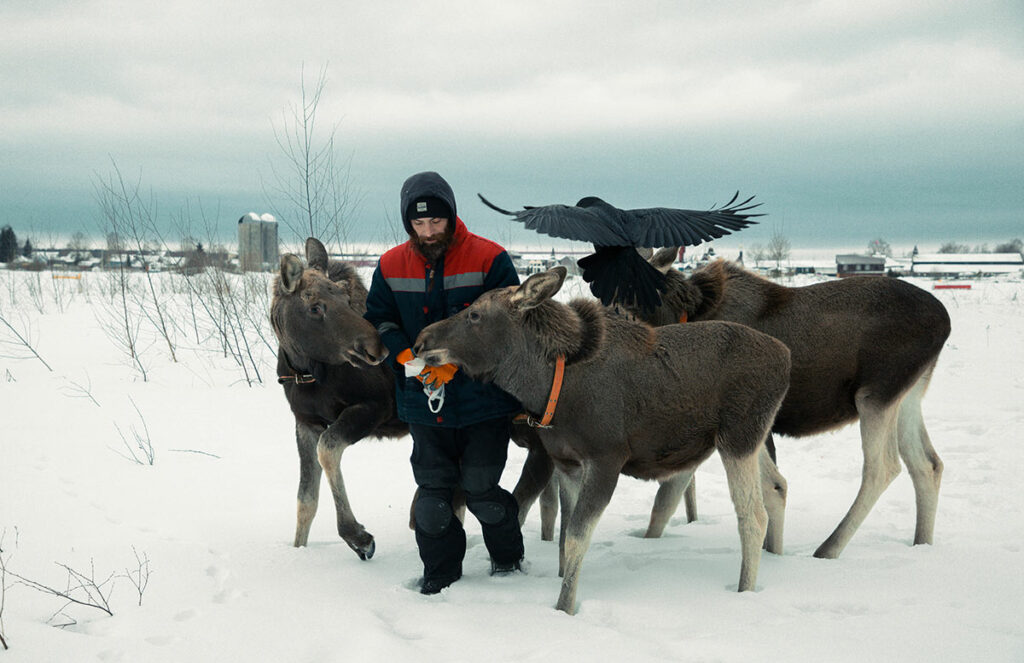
[364,171,525,595]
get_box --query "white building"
[911,253,1023,277]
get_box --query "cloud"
[1,1,1022,246]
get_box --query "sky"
[2,0,1023,253]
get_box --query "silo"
[259,213,278,269]
[237,212,262,271]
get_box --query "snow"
[1,268,1022,662]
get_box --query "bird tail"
[477,194,515,216]
[577,247,666,315]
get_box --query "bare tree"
[766,228,791,273]
[938,241,970,254]
[96,160,178,363]
[170,203,266,386]
[263,64,363,253]
[867,237,892,257]
[748,244,767,269]
[68,231,90,263]
[994,238,1023,256]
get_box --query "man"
[364,171,525,594]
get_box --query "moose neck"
[491,298,605,416]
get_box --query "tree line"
[0,226,32,263]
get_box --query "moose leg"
[720,450,768,592]
[294,422,324,547]
[556,460,621,615]
[759,445,787,555]
[644,469,695,538]
[814,392,902,559]
[318,403,390,560]
[539,475,559,542]
[896,372,943,545]
[511,437,555,534]
[682,474,697,523]
[556,467,579,578]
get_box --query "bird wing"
[478,194,628,245]
[625,193,763,247]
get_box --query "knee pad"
[414,495,453,536]
[460,464,502,496]
[467,499,506,525]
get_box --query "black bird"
[478,192,763,314]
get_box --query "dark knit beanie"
[400,171,458,233]
[405,196,452,223]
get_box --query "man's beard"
[411,227,454,263]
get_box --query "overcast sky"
[3,0,1022,252]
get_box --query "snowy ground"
[1,267,1022,662]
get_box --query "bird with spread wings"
[478,192,763,314]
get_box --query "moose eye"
[467,310,481,323]
[310,303,324,316]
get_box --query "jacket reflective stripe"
[384,276,425,292]
[443,272,485,289]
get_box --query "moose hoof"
[346,535,375,561]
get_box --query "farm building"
[835,254,886,277]
[238,212,279,272]
[911,253,1024,277]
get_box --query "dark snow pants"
[409,416,524,584]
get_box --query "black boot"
[419,571,462,595]
[489,557,525,576]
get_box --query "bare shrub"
[0,303,53,372]
[96,161,178,363]
[9,559,116,624]
[111,396,155,465]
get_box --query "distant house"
[556,256,581,276]
[836,254,886,278]
[522,259,548,275]
[911,253,1024,277]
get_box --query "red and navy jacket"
[364,217,522,427]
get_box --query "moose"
[271,238,404,559]
[414,266,791,614]
[271,238,553,559]
[620,250,951,559]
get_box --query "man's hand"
[397,348,458,387]
[418,363,458,388]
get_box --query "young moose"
[272,238,406,559]
[414,266,791,614]
[634,250,951,558]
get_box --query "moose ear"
[280,254,304,294]
[650,247,679,274]
[510,266,567,310]
[305,237,328,273]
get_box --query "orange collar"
[514,355,565,429]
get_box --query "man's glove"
[418,362,458,388]
[397,348,458,388]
